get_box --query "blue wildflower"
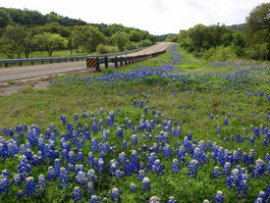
[252,158,265,179]
[90,195,99,203]
[213,191,224,203]
[142,177,151,191]
[130,183,138,192]
[87,182,95,196]
[25,176,36,197]
[111,187,121,202]
[213,166,221,178]
[167,196,177,203]
[72,186,82,202]
[152,159,164,177]
[37,174,46,194]
[187,159,199,178]
[171,159,180,174]
[138,170,146,181]
[149,196,160,203]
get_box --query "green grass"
[0,45,270,202]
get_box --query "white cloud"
[1,0,268,34]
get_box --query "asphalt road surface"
[0,42,173,83]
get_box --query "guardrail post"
[125,57,127,65]
[105,57,108,68]
[120,57,123,67]
[114,57,118,68]
[5,63,8,68]
[19,62,22,66]
[96,57,100,71]
[31,61,34,65]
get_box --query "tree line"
[0,8,161,58]
[178,3,270,61]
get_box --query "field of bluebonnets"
[0,45,270,203]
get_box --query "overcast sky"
[1,0,267,35]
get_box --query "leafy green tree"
[129,30,143,42]
[244,3,270,60]
[33,32,68,56]
[0,38,17,58]
[71,25,108,53]
[4,25,35,58]
[111,32,129,51]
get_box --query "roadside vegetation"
[0,44,270,202]
[0,8,167,59]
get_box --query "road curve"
[0,42,174,83]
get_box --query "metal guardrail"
[0,48,144,68]
[90,50,166,71]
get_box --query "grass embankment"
[0,45,269,202]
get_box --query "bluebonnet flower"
[13,173,23,186]
[147,153,157,170]
[72,186,82,202]
[116,127,123,138]
[91,138,98,152]
[124,160,133,176]
[167,196,177,203]
[193,147,207,164]
[152,159,164,177]
[115,169,124,179]
[142,177,151,191]
[217,125,221,134]
[0,173,9,194]
[213,191,224,203]
[187,159,199,178]
[59,167,69,189]
[252,158,265,179]
[130,150,139,172]
[17,189,24,199]
[88,152,95,167]
[109,111,115,122]
[90,195,99,203]
[203,200,209,203]
[118,152,126,165]
[109,159,118,176]
[254,191,265,203]
[76,171,87,185]
[175,145,186,163]
[131,134,138,145]
[37,174,46,194]
[138,170,146,181]
[130,183,138,192]
[25,176,36,197]
[68,151,77,165]
[17,155,32,178]
[53,158,61,176]
[87,182,95,196]
[111,187,121,202]
[223,162,232,176]
[87,169,97,182]
[163,144,172,158]
[97,158,105,175]
[213,166,221,178]
[149,196,160,203]
[139,100,143,109]
[47,166,56,181]
[171,159,180,174]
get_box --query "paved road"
[0,42,173,82]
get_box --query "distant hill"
[0,7,87,28]
[227,23,246,32]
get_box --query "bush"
[139,39,153,47]
[126,42,138,51]
[101,68,113,74]
[96,44,110,54]
[203,45,237,62]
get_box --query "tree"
[0,38,17,58]
[33,32,68,56]
[111,32,129,51]
[4,25,35,58]
[244,3,270,60]
[71,25,108,53]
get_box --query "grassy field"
[0,45,269,202]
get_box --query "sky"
[0,0,268,35]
